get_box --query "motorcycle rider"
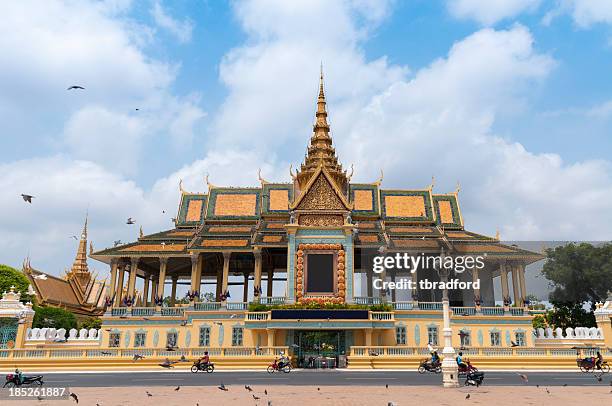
[456,352,467,371]
[595,350,604,371]
[278,351,290,369]
[430,350,440,366]
[197,351,210,368]
[15,368,23,385]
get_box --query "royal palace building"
[75,71,605,369]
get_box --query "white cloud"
[448,0,542,25]
[543,0,612,27]
[150,0,194,43]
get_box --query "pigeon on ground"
[146,391,153,397]
[465,394,470,399]
[253,395,260,400]
[21,194,34,203]
[70,392,79,403]
[67,86,85,90]
[175,386,180,391]
[385,384,388,389]
[218,383,228,391]
[245,385,253,392]
[264,389,268,395]
[132,354,145,361]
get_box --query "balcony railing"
[194,302,222,311]
[246,312,270,321]
[349,346,612,357]
[110,308,128,317]
[0,347,290,359]
[451,307,477,316]
[160,307,184,317]
[258,297,286,305]
[418,302,443,311]
[480,307,505,316]
[354,296,382,305]
[226,302,248,310]
[392,301,414,310]
[131,307,155,317]
[370,311,394,321]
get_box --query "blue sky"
[1,0,612,276]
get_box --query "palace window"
[515,331,526,347]
[108,333,120,348]
[460,331,471,347]
[395,327,407,345]
[490,331,501,346]
[427,326,438,346]
[166,332,178,348]
[134,332,146,347]
[306,253,335,294]
[232,327,243,346]
[199,327,210,347]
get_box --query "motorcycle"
[191,361,215,373]
[577,358,610,374]
[458,360,478,375]
[418,359,441,374]
[267,358,291,373]
[4,374,44,387]
[465,370,485,386]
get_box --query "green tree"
[542,242,612,308]
[531,314,547,330]
[79,317,102,330]
[32,305,77,331]
[544,303,596,330]
[0,264,33,303]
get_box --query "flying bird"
[113,240,122,247]
[70,392,79,403]
[70,235,78,240]
[510,340,519,347]
[101,351,112,355]
[218,383,228,391]
[67,86,85,90]
[159,358,176,368]
[126,218,135,225]
[166,345,177,351]
[33,274,48,280]
[517,373,529,383]
[21,194,34,203]
[132,354,145,362]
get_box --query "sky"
[1,0,612,283]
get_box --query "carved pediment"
[296,173,346,211]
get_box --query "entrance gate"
[0,319,18,349]
[293,330,346,368]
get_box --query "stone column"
[196,255,204,291]
[115,262,126,306]
[500,262,510,305]
[439,251,459,388]
[170,276,178,306]
[267,329,275,347]
[390,271,397,302]
[107,259,118,300]
[157,257,168,301]
[151,280,158,304]
[518,264,527,307]
[222,252,231,302]
[364,329,372,346]
[243,273,249,303]
[216,268,223,301]
[127,257,139,301]
[472,267,480,307]
[254,249,262,301]
[366,269,373,297]
[142,274,150,306]
[190,254,199,297]
[266,268,273,297]
[511,263,520,306]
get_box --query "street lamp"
[436,249,459,388]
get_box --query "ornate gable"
[296,172,346,211]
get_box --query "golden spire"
[68,214,91,290]
[295,66,348,195]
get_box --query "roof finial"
[81,212,88,240]
[495,227,500,241]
